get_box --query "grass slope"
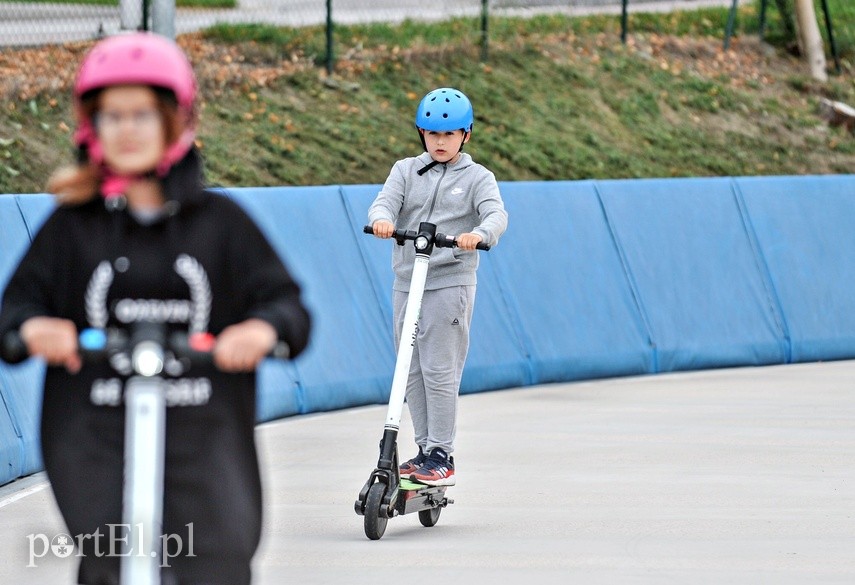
[0,5,853,194]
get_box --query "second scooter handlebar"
[1,324,290,367]
[363,224,490,251]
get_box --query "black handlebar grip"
[436,233,491,251]
[363,225,374,234]
[169,332,211,364]
[1,331,28,363]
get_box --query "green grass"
[1,3,853,194]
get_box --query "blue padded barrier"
[6,194,55,458]
[338,185,396,334]
[0,195,44,484]
[459,251,533,394]
[253,360,302,422]
[0,195,38,289]
[492,181,653,384]
[0,393,22,485]
[228,186,394,416]
[3,175,855,489]
[735,175,855,362]
[596,177,789,373]
[0,361,44,478]
[14,194,54,243]
[339,185,532,396]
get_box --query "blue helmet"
[415,88,474,133]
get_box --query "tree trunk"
[793,0,828,81]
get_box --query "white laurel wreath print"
[84,261,114,329]
[174,254,211,334]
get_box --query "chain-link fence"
[1,0,733,48]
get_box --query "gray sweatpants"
[393,285,475,456]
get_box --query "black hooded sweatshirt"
[0,149,311,584]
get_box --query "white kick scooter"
[4,322,286,584]
[354,221,489,540]
[3,322,172,585]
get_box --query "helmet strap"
[417,159,440,176]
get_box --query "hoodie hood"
[160,146,208,208]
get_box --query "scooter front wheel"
[364,482,388,540]
[418,506,441,527]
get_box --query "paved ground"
[0,0,734,46]
[1,359,853,584]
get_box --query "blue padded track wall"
[1,174,853,487]
[0,195,54,486]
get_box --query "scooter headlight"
[414,235,430,251]
[132,341,164,377]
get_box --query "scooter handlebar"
[362,225,490,251]
[1,327,290,366]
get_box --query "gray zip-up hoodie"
[368,151,508,292]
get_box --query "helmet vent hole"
[442,113,448,118]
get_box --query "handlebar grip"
[270,341,291,360]
[476,242,491,251]
[363,225,374,234]
[169,331,213,364]
[1,331,28,364]
[169,332,290,362]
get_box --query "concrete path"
[1,359,853,584]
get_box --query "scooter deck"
[396,479,453,516]
[400,478,435,490]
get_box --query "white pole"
[151,0,176,39]
[119,0,144,31]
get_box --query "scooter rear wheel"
[364,482,388,540]
[418,506,441,527]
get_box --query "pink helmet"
[73,32,198,182]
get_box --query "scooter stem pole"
[384,252,430,429]
[121,377,166,585]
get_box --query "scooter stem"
[384,251,430,430]
[120,376,166,585]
